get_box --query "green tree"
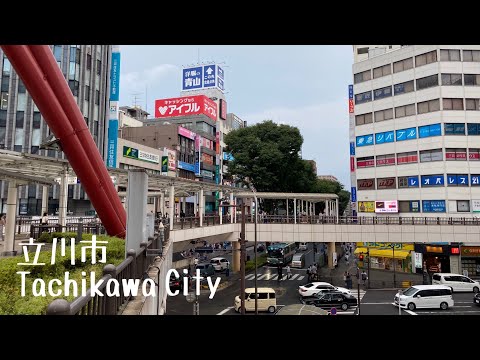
[313,179,351,215]
[224,120,316,193]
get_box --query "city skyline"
[119,45,353,187]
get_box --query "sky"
[119,45,354,188]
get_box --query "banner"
[155,95,217,121]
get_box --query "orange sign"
[462,246,480,257]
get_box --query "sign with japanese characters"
[182,66,203,90]
[182,64,225,93]
[375,200,398,213]
[164,148,176,171]
[472,200,480,213]
[155,95,217,121]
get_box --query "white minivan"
[394,285,453,311]
[432,273,480,293]
[234,288,276,313]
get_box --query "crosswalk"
[244,273,305,281]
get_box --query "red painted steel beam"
[1,45,126,238]
[27,45,127,229]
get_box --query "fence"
[15,216,97,235]
[29,222,106,240]
[46,226,170,315]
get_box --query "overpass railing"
[16,216,97,235]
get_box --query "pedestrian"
[343,271,348,287]
[277,265,283,281]
[306,266,311,281]
[346,272,352,289]
[0,214,5,242]
[40,212,49,234]
[345,253,350,267]
[286,265,292,279]
[225,263,230,277]
[361,270,367,286]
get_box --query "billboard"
[358,201,375,213]
[154,95,217,121]
[351,187,357,202]
[178,126,196,140]
[107,47,121,168]
[161,156,168,172]
[348,85,354,113]
[357,178,375,190]
[182,64,225,93]
[165,148,176,170]
[123,146,159,164]
[377,177,396,189]
[375,200,398,213]
[219,99,227,120]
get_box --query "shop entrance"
[424,254,450,273]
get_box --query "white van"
[234,287,276,313]
[394,285,453,311]
[432,273,480,293]
[291,253,305,268]
[299,243,308,251]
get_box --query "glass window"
[374,86,392,100]
[464,74,480,86]
[394,80,414,95]
[417,74,438,90]
[395,103,416,118]
[2,56,11,76]
[418,99,440,114]
[0,91,8,110]
[32,112,41,129]
[355,113,373,125]
[415,50,437,67]
[398,177,408,188]
[468,123,480,135]
[440,49,461,61]
[1,76,10,92]
[87,54,92,70]
[376,154,396,167]
[463,50,480,62]
[469,148,480,161]
[95,90,100,105]
[16,93,26,111]
[68,80,79,96]
[397,151,418,164]
[445,123,465,135]
[466,98,480,111]
[355,91,372,105]
[53,45,63,62]
[356,156,374,168]
[393,58,413,73]
[441,73,463,86]
[85,85,90,101]
[96,59,101,76]
[445,148,467,160]
[16,111,24,128]
[17,80,26,93]
[373,64,391,79]
[420,149,443,162]
[374,108,393,122]
[354,70,371,84]
[31,128,41,146]
[0,127,5,145]
[14,128,24,146]
[443,98,463,110]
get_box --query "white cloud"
[121,64,178,93]
[242,100,351,188]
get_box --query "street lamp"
[246,183,259,315]
[186,292,199,315]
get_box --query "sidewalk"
[0,234,34,257]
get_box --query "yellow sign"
[356,242,414,251]
[358,201,375,213]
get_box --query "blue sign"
[107,119,118,168]
[203,65,216,88]
[348,85,353,100]
[458,175,468,185]
[177,161,195,172]
[447,174,457,185]
[396,127,416,142]
[375,133,385,144]
[218,78,224,91]
[109,52,120,101]
[406,127,417,139]
[218,66,224,80]
[422,175,444,187]
[351,187,357,202]
[223,152,234,161]
[408,176,419,187]
[422,200,446,213]
[471,175,480,186]
[419,123,441,138]
[350,142,355,156]
[365,134,373,145]
[195,161,200,175]
[356,134,374,147]
[182,67,203,91]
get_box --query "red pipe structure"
[1,45,126,238]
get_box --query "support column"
[169,185,174,231]
[286,199,289,222]
[336,198,339,224]
[182,197,186,214]
[199,188,204,227]
[219,191,223,224]
[328,241,335,269]
[293,198,297,224]
[126,170,148,256]
[2,180,17,256]
[58,167,68,228]
[326,200,330,216]
[230,193,234,223]
[193,193,198,217]
[41,185,48,215]
[160,192,165,216]
[232,240,241,272]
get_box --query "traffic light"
[359,254,364,261]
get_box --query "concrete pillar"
[293,198,297,224]
[126,170,148,256]
[336,198,339,223]
[169,185,174,231]
[58,168,68,228]
[232,240,241,272]
[41,185,48,216]
[230,193,234,223]
[286,199,289,222]
[199,188,204,227]
[219,191,223,224]
[2,180,17,255]
[193,193,198,217]
[182,197,186,214]
[160,192,165,215]
[328,241,335,269]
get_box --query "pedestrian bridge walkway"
[169,215,480,245]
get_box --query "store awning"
[354,247,410,259]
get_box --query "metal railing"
[15,216,97,235]
[29,223,107,240]
[46,226,170,315]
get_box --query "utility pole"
[240,203,246,315]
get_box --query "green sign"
[123,146,138,160]
[161,156,168,172]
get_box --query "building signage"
[161,156,168,172]
[223,152,234,161]
[182,64,225,93]
[462,246,480,257]
[361,242,414,251]
[123,146,159,164]
[219,99,227,120]
[350,157,355,172]
[351,187,357,202]
[356,134,374,147]
[348,84,354,113]
[155,95,217,121]
[375,200,398,213]
[375,131,394,144]
[107,119,118,168]
[165,148,176,170]
[107,48,121,168]
[215,165,220,184]
[350,142,355,156]
[472,200,480,213]
[177,161,195,172]
[357,179,375,190]
[201,169,214,179]
[110,52,121,102]
[377,177,396,190]
[421,175,444,187]
[178,126,196,140]
[358,201,375,213]
[414,252,423,269]
[422,200,446,213]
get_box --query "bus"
[267,243,296,266]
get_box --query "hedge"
[245,253,268,272]
[0,233,125,315]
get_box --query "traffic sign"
[330,307,337,315]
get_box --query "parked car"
[301,290,346,305]
[394,285,453,311]
[169,273,186,292]
[298,282,351,297]
[235,287,277,313]
[195,263,215,277]
[474,292,480,306]
[257,244,265,252]
[210,257,230,271]
[303,292,357,311]
[432,273,480,293]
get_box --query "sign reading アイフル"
[182,64,225,93]
[155,95,217,121]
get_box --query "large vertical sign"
[107,46,120,168]
[182,64,225,93]
[219,99,227,120]
[348,84,356,216]
[195,135,201,176]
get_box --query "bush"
[245,254,268,272]
[36,231,77,244]
[0,234,126,315]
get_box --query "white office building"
[351,45,480,217]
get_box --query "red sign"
[377,177,396,189]
[376,157,396,166]
[470,152,480,160]
[220,99,227,120]
[450,247,460,255]
[154,95,217,121]
[357,158,375,168]
[357,179,375,190]
[348,99,354,113]
[350,157,355,172]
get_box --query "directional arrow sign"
[206,67,213,75]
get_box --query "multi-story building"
[318,175,338,182]
[351,45,480,218]
[0,45,112,215]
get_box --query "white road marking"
[415,310,480,314]
[297,275,305,281]
[361,302,392,305]
[257,274,268,280]
[404,309,417,315]
[217,307,234,315]
[289,274,299,280]
[245,274,255,280]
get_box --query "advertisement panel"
[219,99,227,120]
[348,84,354,113]
[182,64,225,93]
[357,179,375,190]
[375,200,398,213]
[201,169,214,179]
[216,131,220,154]
[110,52,120,102]
[161,156,168,172]
[178,126,196,140]
[358,201,375,213]
[414,252,423,269]
[178,161,195,172]
[107,47,121,168]
[351,187,357,202]
[155,95,217,121]
[377,177,396,189]
[165,148,176,170]
[107,118,118,168]
[223,152,234,161]
[182,66,203,90]
[123,146,159,164]
[350,142,355,156]
[472,200,480,213]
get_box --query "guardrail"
[15,216,97,235]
